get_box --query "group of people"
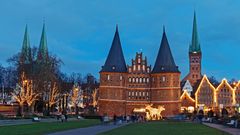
[100,114,146,125]
[57,113,68,122]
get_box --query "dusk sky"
[0,0,240,80]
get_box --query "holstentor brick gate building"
[98,26,181,117]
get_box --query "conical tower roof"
[100,26,127,73]
[37,23,48,61]
[21,25,31,63]
[152,27,179,73]
[189,12,201,53]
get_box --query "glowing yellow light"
[133,104,165,120]
[195,75,216,108]
[180,90,195,102]
[216,78,236,106]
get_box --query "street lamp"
[11,103,14,117]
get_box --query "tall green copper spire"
[37,23,48,61]
[21,25,31,63]
[189,11,201,53]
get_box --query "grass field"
[0,119,100,135]
[99,121,230,135]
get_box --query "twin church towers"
[98,12,202,117]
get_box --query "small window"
[129,78,131,82]
[136,78,139,83]
[162,76,166,82]
[138,58,141,63]
[107,75,110,80]
[139,78,142,83]
[120,76,122,81]
[143,65,145,71]
[129,68,132,72]
[138,65,141,71]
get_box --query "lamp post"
[11,103,14,117]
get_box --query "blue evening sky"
[0,0,239,80]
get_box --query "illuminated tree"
[49,82,59,108]
[92,88,98,108]
[12,84,26,115]
[69,83,82,114]
[12,72,39,115]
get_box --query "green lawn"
[99,121,230,135]
[0,119,100,135]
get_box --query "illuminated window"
[120,76,122,81]
[143,78,145,83]
[129,68,132,72]
[162,76,166,82]
[132,78,135,82]
[138,65,141,71]
[136,78,139,83]
[147,78,149,83]
[107,75,110,80]
[139,78,142,83]
[143,65,145,71]
[129,78,131,82]
[133,65,136,71]
[138,58,141,63]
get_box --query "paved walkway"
[203,122,240,135]
[48,123,128,135]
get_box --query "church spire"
[100,25,127,73]
[21,24,31,63]
[152,27,179,73]
[37,23,48,61]
[189,11,201,53]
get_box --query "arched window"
[147,78,149,83]
[143,78,145,83]
[133,65,136,71]
[138,58,141,63]
[162,76,166,82]
[129,78,131,82]
[138,65,141,71]
[129,68,132,73]
[136,78,139,83]
[107,75,110,80]
[147,68,150,73]
[139,78,142,83]
[132,78,135,82]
